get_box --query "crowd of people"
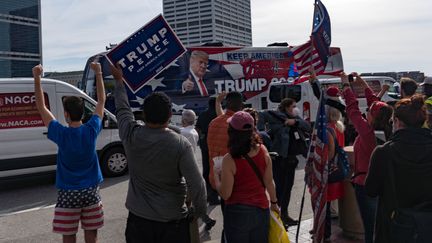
[32,61,432,243]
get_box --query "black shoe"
[282,216,299,227]
[204,218,216,231]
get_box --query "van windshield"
[269,85,301,103]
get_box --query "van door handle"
[43,132,48,135]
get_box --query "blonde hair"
[325,105,345,132]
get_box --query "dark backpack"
[387,155,432,242]
[327,128,350,183]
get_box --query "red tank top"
[225,145,269,209]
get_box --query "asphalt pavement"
[0,148,312,243]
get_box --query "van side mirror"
[103,114,118,129]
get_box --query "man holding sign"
[111,64,207,243]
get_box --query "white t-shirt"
[180,125,199,153]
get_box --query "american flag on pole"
[305,92,329,243]
[291,0,333,84]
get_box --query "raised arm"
[91,62,106,119]
[32,65,55,127]
[352,73,379,106]
[215,91,226,116]
[112,64,136,142]
[376,83,390,100]
[308,66,321,100]
[341,73,374,137]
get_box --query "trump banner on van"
[0,93,49,129]
[119,46,343,115]
[106,14,186,93]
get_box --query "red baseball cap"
[326,86,340,97]
[369,101,388,118]
[227,111,254,131]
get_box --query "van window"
[82,99,96,123]
[269,85,301,103]
[0,92,49,129]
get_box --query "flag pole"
[296,2,320,242]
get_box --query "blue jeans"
[224,204,269,243]
[353,184,377,243]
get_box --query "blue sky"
[41,0,432,76]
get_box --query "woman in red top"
[214,111,279,243]
[341,72,393,243]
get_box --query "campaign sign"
[106,14,186,93]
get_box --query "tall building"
[163,0,252,46]
[0,0,42,78]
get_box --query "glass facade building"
[163,0,252,46]
[0,0,41,78]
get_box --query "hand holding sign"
[110,64,124,83]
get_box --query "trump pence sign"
[106,14,186,93]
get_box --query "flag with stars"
[305,91,329,243]
[290,0,334,84]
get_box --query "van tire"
[100,146,128,177]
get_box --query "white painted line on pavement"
[0,204,55,217]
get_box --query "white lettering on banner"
[5,95,36,105]
[214,78,268,93]
[117,27,169,72]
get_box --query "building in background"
[44,71,83,87]
[0,0,42,78]
[163,0,252,46]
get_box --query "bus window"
[269,85,301,103]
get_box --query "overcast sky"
[41,0,432,76]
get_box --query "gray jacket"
[257,110,311,158]
[114,81,207,222]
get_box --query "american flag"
[291,0,332,84]
[305,92,329,243]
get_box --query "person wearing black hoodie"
[195,97,220,205]
[365,94,432,243]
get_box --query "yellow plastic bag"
[268,210,290,243]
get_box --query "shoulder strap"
[243,153,266,188]
[327,127,340,149]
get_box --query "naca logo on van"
[0,93,48,129]
[0,95,36,107]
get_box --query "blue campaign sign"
[106,14,186,93]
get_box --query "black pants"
[273,155,298,218]
[125,212,190,243]
[199,138,218,201]
[325,202,331,239]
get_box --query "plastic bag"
[268,210,290,243]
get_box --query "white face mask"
[293,107,301,117]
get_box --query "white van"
[267,76,400,122]
[0,78,127,181]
